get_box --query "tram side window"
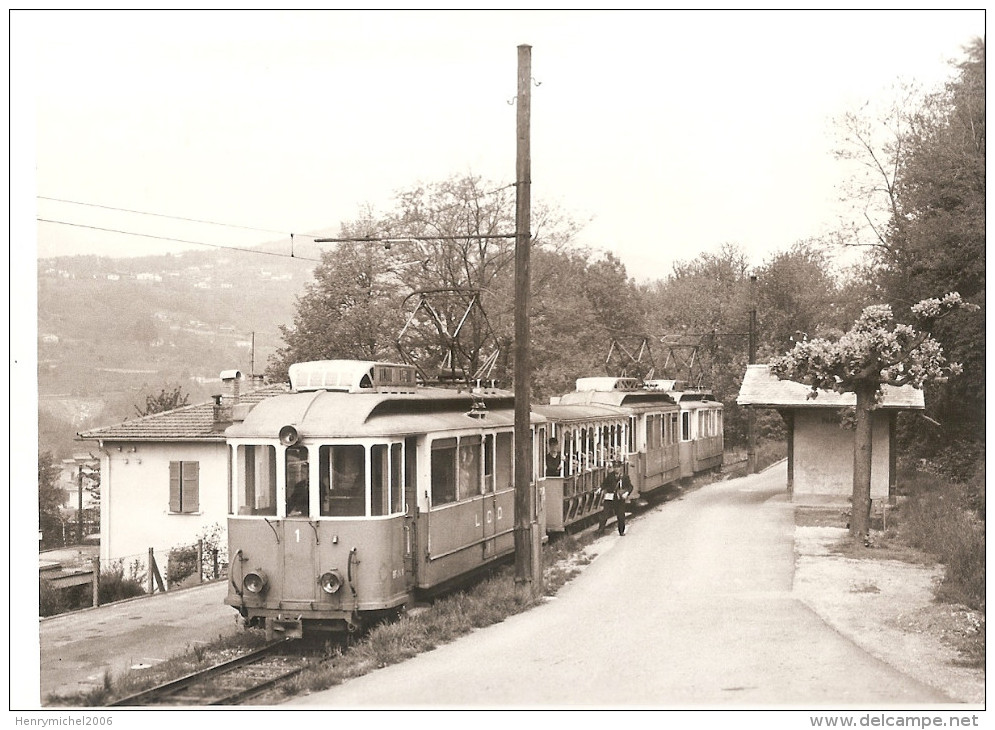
[234,445,277,516]
[483,434,495,493]
[495,432,513,489]
[319,445,366,517]
[562,429,573,476]
[670,414,679,445]
[431,439,457,506]
[371,444,389,516]
[681,412,691,441]
[391,443,403,513]
[459,436,482,500]
[647,415,660,450]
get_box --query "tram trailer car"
[224,360,545,638]
[643,381,724,477]
[554,377,683,502]
[532,402,629,532]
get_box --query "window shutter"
[182,461,200,513]
[169,461,182,512]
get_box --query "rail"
[107,640,306,706]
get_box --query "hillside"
[36,243,322,457]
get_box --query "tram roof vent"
[643,379,686,392]
[575,376,640,392]
[289,360,418,394]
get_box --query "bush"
[40,581,81,616]
[166,546,199,586]
[98,562,146,605]
[755,439,787,472]
[898,477,986,612]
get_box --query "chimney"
[220,369,243,404]
[211,394,226,427]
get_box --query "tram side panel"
[632,409,682,496]
[677,401,725,477]
[410,431,519,591]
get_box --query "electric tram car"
[224,360,543,638]
[224,360,723,637]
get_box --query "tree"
[644,243,755,446]
[267,241,407,382]
[135,386,190,417]
[769,293,978,539]
[528,248,607,400]
[38,450,66,546]
[269,174,587,388]
[831,39,985,473]
[754,241,847,357]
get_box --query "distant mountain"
[37,242,321,457]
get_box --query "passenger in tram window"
[545,438,562,477]
[597,461,633,536]
[287,478,309,516]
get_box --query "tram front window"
[285,445,309,517]
[234,444,277,516]
[320,445,366,517]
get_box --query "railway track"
[108,640,310,706]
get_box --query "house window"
[169,461,200,514]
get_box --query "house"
[77,372,283,568]
[736,364,925,503]
[58,455,100,512]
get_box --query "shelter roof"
[736,364,925,410]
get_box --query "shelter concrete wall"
[792,410,890,500]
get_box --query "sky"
[12,9,985,281]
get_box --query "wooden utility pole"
[747,275,758,474]
[77,465,85,544]
[513,44,541,597]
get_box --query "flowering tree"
[769,293,978,539]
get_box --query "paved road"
[290,464,952,707]
[39,580,238,702]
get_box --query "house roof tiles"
[77,385,287,442]
[736,364,925,410]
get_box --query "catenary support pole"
[513,44,541,597]
[747,274,758,473]
[77,465,85,544]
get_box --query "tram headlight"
[319,570,344,595]
[243,569,268,594]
